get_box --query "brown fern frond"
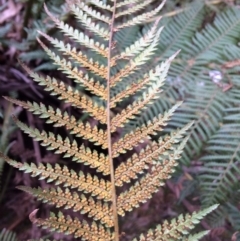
[2,0,217,239]
[133,205,218,241]
[118,138,188,215]
[18,186,114,227]
[115,0,155,18]
[37,38,109,80]
[38,32,107,98]
[111,89,161,132]
[112,17,161,62]
[115,123,193,186]
[112,102,182,157]
[110,26,164,87]
[13,117,109,175]
[70,1,111,24]
[45,4,110,40]
[111,64,170,132]
[38,33,107,100]
[110,51,179,108]
[66,4,110,40]
[29,210,113,240]
[88,0,113,11]
[116,0,166,29]
[115,0,144,8]
[0,153,111,201]
[117,160,177,216]
[117,138,188,216]
[38,19,108,58]
[20,62,107,124]
[4,97,108,148]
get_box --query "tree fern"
[0,0,217,240]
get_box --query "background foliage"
[1,0,240,240]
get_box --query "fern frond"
[4,97,108,148]
[71,1,111,24]
[18,186,113,227]
[115,0,147,9]
[0,153,111,201]
[88,0,113,11]
[116,0,165,29]
[115,0,155,18]
[165,85,226,165]
[156,1,205,60]
[182,231,210,241]
[117,137,188,216]
[45,3,109,40]
[113,17,161,62]
[37,38,108,80]
[30,210,113,240]
[133,204,218,241]
[139,3,240,166]
[67,4,110,40]
[182,8,240,65]
[147,8,240,165]
[110,26,164,87]
[36,37,108,99]
[38,23,108,58]
[110,53,178,131]
[20,63,106,124]
[207,202,240,231]
[3,0,218,239]
[13,117,109,174]
[115,123,193,186]
[110,56,171,108]
[199,109,240,207]
[39,33,108,90]
[117,161,176,215]
[112,102,182,157]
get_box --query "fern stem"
[107,0,119,240]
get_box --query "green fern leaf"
[199,108,240,210]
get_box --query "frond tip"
[133,204,219,241]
